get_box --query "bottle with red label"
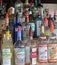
[30,28,37,65]
[38,36,48,63]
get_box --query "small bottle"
[14,26,25,65]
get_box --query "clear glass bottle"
[14,26,25,65]
[2,27,14,65]
[38,35,48,63]
[29,28,37,65]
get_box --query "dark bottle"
[34,11,42,38]
[34,0,43,18]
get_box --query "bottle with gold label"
[2,13,14,65]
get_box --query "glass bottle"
[22,10,30,40]
[34,12,42,38]
[38,36,48,64]
[14,26,25,65]
[13,13,21,44]
[2,26,14,65]
[15,0,23,14]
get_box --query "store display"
[1,0,57,65]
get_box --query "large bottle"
[2,26,14,65]
[14,26,25,65]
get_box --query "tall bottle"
[2,16,13,65]
[14,26,25,65]
[13,13,21,44]
[34,10,42,38]
[30,32,37,65]
[22,10,30,40]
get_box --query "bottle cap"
[44,17,48,23]
[18,26,21,31]
[5,12,9,18]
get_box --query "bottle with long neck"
[30,30,37,65]
[14,26,25,65]
[22,10,30,40]
[34,9,42,38]
[2,19,14,65]
[13,13,21,44]
[34,0,43,18]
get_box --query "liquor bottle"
[14,26,25,65]
[30,36,37,65]
[15,0,23,14]
[34,11,42,38]
[37,0,43,18]
[34,0,43,18]
[2,25,14,65]
[25,26,34,65]
[22,10,30,40]
[13,13,21,44]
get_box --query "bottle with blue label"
[14,26,25,65]
[13,13,22,44]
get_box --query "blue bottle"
[13,13,21,44]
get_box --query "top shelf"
[2,0,57,3]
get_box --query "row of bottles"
[1,12,57,65]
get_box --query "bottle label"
[2,49,11,65]
[14,48,25,65]
[36,20,42,36]
[31,48,37,65]
[25,46,30,63]
[38,44,48,62]
[48,44,57,62]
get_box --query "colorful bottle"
[14,26,25,65]
[13,13,21,44]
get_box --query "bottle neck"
[25,0,29,4]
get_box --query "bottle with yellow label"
[2,13,14,65]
